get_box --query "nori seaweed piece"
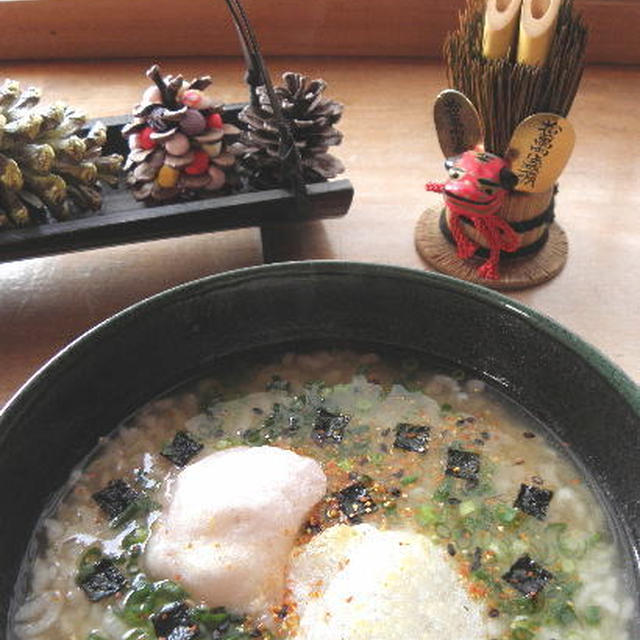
[445,448,481,481]
[502,554,554,598]
[513,483,554,520]
[152,601,199,640]
[335,483,378,522]
[393,423,431,453]
[161,431,204,467]
[471,546,483,571]
[92,479,140,519]
[312,408,350,444]
[78,559,127,602]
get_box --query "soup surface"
[11,350,635,640]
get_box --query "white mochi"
[288,523,490,640]
[145,446,326,618]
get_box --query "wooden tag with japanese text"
[434,90,484,158]
[505,113,575,193]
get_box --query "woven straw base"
[415,206,568,291]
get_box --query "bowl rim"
[2,260,639,637]
[2,260,638,426]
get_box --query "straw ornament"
[417,0,588,288]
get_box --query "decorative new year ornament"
[0,80,122,229]
[232,72,344,190]
[0,0,353,262]
[426,149,520,280]
[416,0,587,290]
[123,65,241,202]
[421,89,575,283]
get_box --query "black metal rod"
[222,0,309,212]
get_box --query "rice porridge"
[10,350,635,640]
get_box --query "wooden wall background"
[0,0,638,64]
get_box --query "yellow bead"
[156,165,179,188]
[202,141,222,158]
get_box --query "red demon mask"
[443,150,518,215]
[424,148,521,279]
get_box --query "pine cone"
[123,65,240,202]
[233,72,345,189]
[0,79,123,228]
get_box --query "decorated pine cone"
[233,72,345,188]
[123,65,241,202]
[0,79,122,228]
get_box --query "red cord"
[425,181,445,194]
[426,182,519,279]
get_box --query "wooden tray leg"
[260,220,335,263]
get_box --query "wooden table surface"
[0,57,638,407]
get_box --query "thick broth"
[11,350,635,640]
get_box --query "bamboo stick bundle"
[483,0,521,60]
[518,0,562,65]
[443,0,587,155]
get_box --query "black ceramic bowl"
[1,261,639,634]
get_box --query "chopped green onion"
[119,578,187,626]
[110,496,159,529]
[511,629,534,640]
[401,474,419,486]
[495,504,519,524]
[191,605,231,630]
[583,605,602,626]
[122,527,149,549]
[348,424,371,435]
[459,500,476,516]
[416,504,439,527]
[453,527,474,549]
[76,547,103,583]
[554,602,578,626]
[433,478,454,502]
